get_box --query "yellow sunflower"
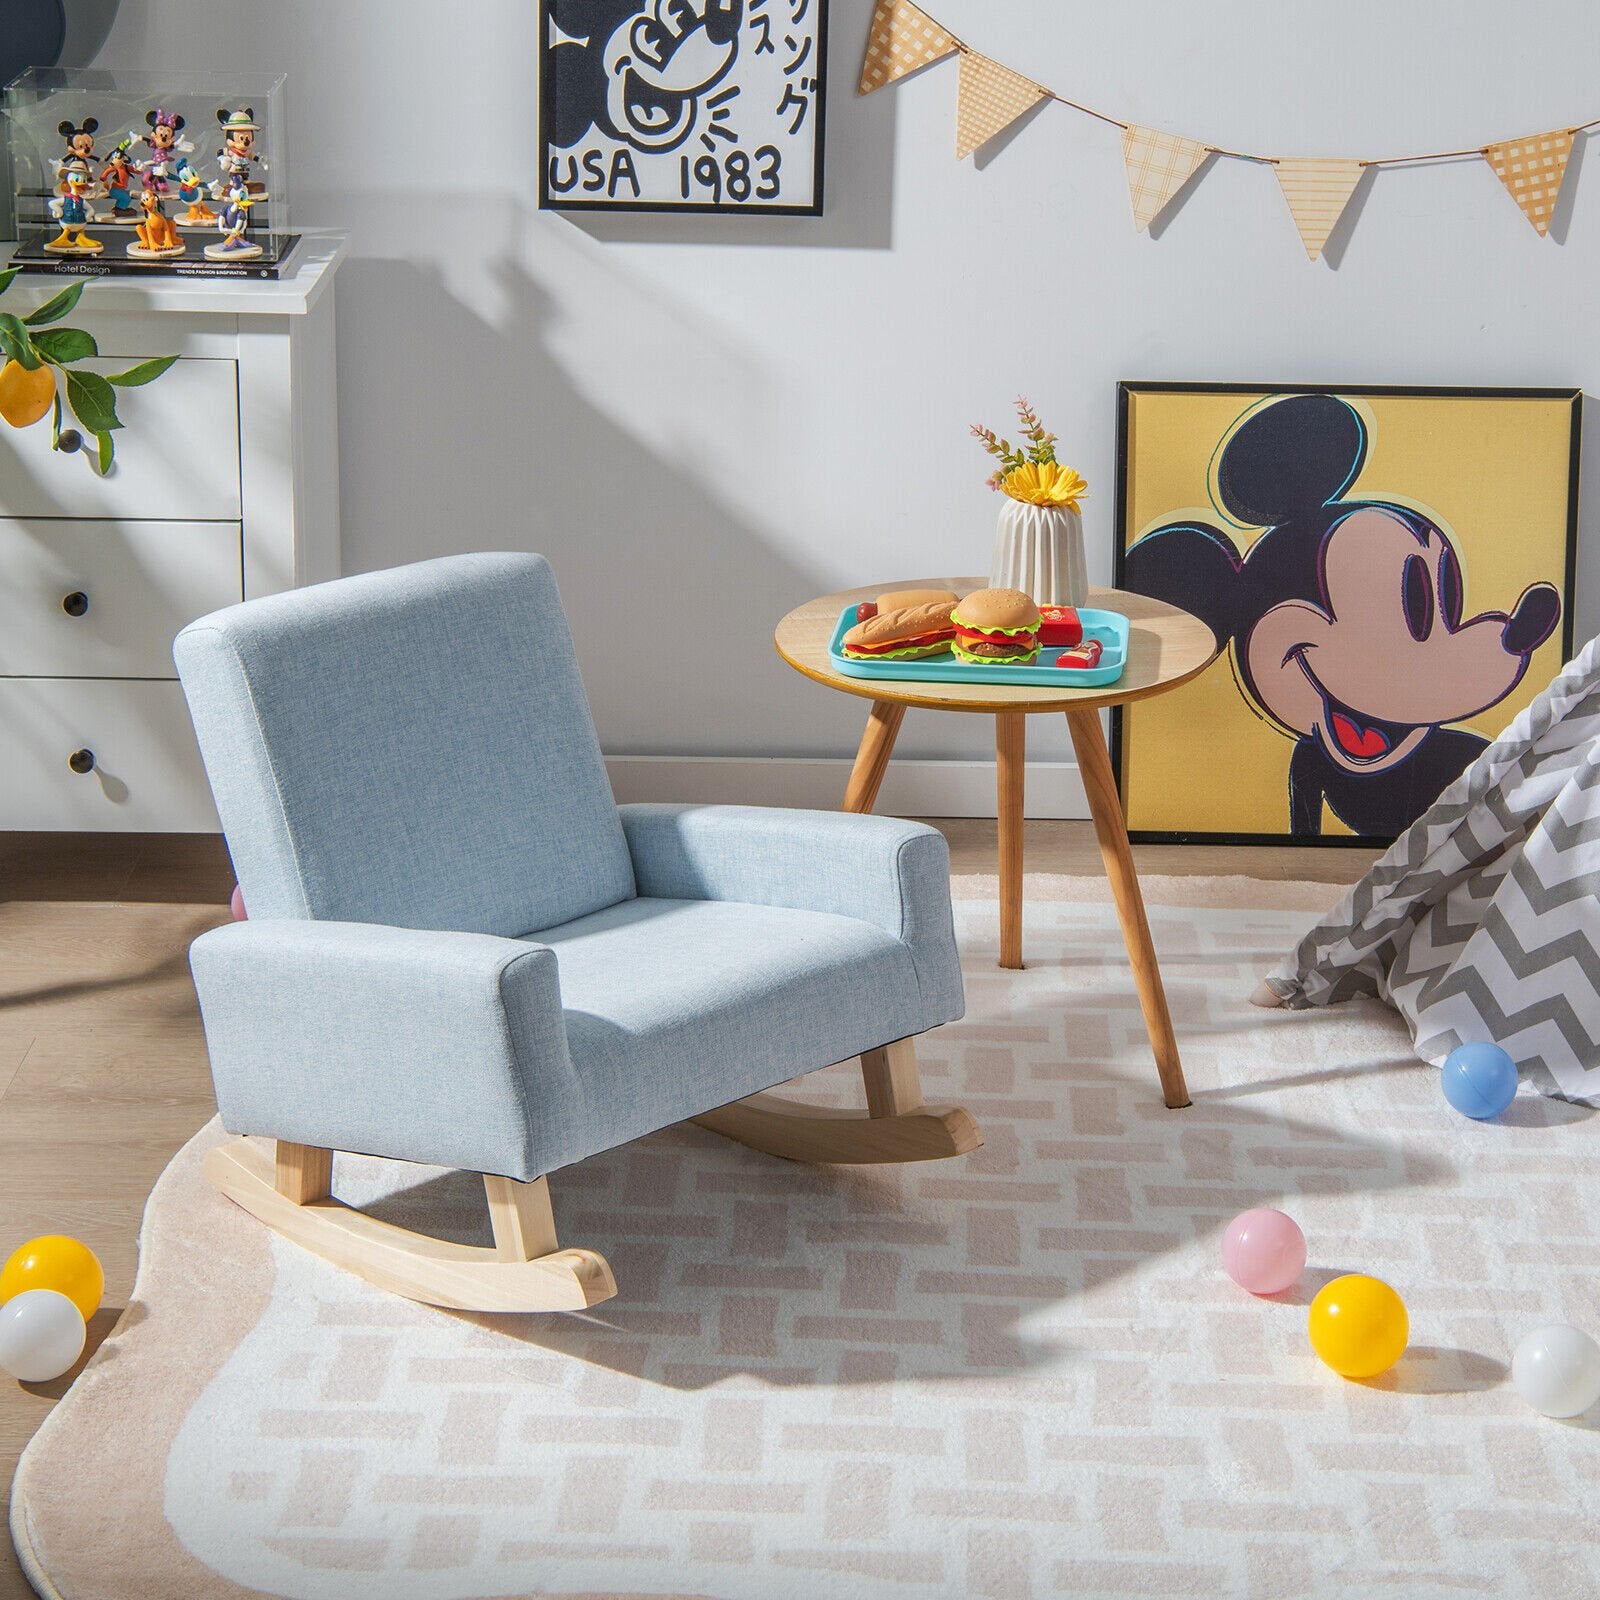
[1002,461,1088,509]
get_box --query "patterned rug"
[11,877,1600,1600]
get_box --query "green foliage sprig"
[970,396,1059,491]
[0,268,178,473]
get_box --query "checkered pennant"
[1484,129,1575,236]
[955,50,1047,160]
[1122,124,1211,231]
[858,0,958,95]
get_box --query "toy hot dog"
[856,588,959,624]
[841,600,958,660]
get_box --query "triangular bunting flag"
[858,0,958,95]
[1275,158,1365,261]
[955,51,1047,160]
[1122,125,1211,231]
[1484,129,1574,235]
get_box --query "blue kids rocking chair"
[175,554,978,1313]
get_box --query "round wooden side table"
[775,579,1220,1110]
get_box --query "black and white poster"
[540,0,827,214]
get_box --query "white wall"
[93,0,1598,789]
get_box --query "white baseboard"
[604,755,1089,819]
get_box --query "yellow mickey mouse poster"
[1114,384,1581,843]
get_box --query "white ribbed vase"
[988,499,1087,606]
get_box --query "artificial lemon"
[0,358,55,429]
[0,1235,104,1321]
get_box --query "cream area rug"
[11,877,1600,1600]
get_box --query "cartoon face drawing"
[547,0,743,153]
[1124,394,1562,838]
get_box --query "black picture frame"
[538,0,828,216]
[1111,381,1583,847]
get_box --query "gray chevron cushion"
[1262,634,1600,1107]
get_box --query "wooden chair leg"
[693,1033,980,1164]
[206,1139,616,1313]
[861,1036,923,1116]
[275,1141,333,1204]
[484,1173,559,1262]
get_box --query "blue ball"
[1441,1041,1519,1120]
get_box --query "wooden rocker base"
[691,1092,981,1164]
[203,1139,617,1314]
[691,1036,982,1165]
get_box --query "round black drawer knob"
[62,591,89,617]
[68,748,95,775]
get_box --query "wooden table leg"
[1065,708,1191,1109]
[842,700,906,813]
[996,711,1026,970]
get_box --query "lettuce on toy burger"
[950,588,1042,664]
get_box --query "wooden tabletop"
[774,578,1220,713]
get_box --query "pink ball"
[1222,1208,1306,1295]
[230,883,247,921]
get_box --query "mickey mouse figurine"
[1124,393,1562,839]
[134,108,192,196]
[214,108,266,195]
[57,118,99,180]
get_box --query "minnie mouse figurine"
[134,108,192,196]
[1124,393,1562,838]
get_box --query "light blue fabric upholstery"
[189,921,568,1178]
[174,553,634,935]
[619,803,964,1024]
[176,554,966,1181]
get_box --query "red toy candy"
[1037,606,1083,648]
[1055,638,1103,669]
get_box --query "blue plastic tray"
[828,605,1129,688]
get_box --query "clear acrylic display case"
[2,68,296,277]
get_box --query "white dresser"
[0,236,344,831]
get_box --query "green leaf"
[21,280,86,326]
[106,354,178,388]
[95,430,114,475]
[0,313,41,370]
[0,267,18,299]
[31,327,97,364]
[64,368,122,435]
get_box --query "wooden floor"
[0,825,1375,1597]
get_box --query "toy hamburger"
[841,599,958,660]
[950,588,1042,665]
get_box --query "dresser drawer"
[0,519,242,679]
[1,678,218,831]
[0,358,240,520]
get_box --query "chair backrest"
[175,552,635,936]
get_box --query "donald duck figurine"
[44,161,103,255]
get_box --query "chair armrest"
[619,803,964,1024]
[189,920,573,1181]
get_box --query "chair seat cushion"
[523,897,933,1166]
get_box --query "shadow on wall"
[557,3,895,252]
[331,238,829,758]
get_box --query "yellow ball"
[1308,1273,1408,1378]
[0,1236,104,1321]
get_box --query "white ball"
[0,1289,86,1383]
[1513,1324,1600,1419]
